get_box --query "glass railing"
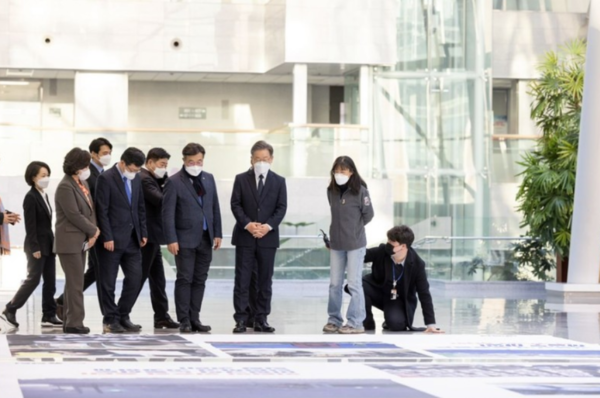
[490,134,539,183]
[414,235,555,282]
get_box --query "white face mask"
[334,173,350,186]
[99,154,112,167]
[185,165,202,177]
[254,161,270,175]
[78,168,91,181]
[123,170,137,181]
[37,177,50,189]
[154,167,167,179]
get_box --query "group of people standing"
[0,138,442,335]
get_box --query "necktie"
[258,174,264,197]
[123,176,132,205]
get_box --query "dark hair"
[63,148,91,175]
[327,156,367,194]
[25,161,51,187]
[146,147,171,163]
[121,147,146,167]
[251,140,273,157]
[182,143,206,157]
[89,137,113,154]
[387,225,415,248]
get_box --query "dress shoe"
[120,319,142,332]
[382,322,389,330]
[64,326,90,334]
[55,299,64,321]
[154,314,180,329]
[363,316,375,331]
[179,322,192,333]
[41,315,63,328]
[253,321,275,333]
[103,322,126,333]
[191,321,211,333]
[1,309,19,328]
[233,321,247,333]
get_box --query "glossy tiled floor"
[1,279,599,344]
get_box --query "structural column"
[566,2,600,285]
[291,64,308,176]
[74,72,128,152]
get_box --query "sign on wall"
[179,107,206,119]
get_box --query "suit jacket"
[23,187,54,256]
[162,169,222,249]
[140,168,167,245]
[364,245,436,328]
[54,175,97,254]
[95,164,147,250]
[230,169,287,248]
[88,162,102,200]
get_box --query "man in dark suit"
[95,147,148,333]
[351,225,443,333]
[55,137,112,320]
[163,143,222,333]
[135,147,179,329]
[231,140,287,333]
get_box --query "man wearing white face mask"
[162,143,222,333]
[230,140,287,333]
[135,147,179,330]
[55,137,113,320]
[95,147,148,333]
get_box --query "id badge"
[390,288,397,300]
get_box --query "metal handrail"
[413,235,533,248]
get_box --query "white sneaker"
[338,325,365,334]
[322,323,340,333]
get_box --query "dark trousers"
[174,232,212,324]
[57,247,100,308]
[363,276,407,332]
[233,245,276,323]
[97,235,142,325]
[137,242,169,321]
[6,252,57,317]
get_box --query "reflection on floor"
[1,280,600,398]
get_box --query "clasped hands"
[246,222,270,239]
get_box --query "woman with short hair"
[1,161,62,329]
[54,148,100,334]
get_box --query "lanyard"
[392,259,404,288]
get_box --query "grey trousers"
[58,252,87,328]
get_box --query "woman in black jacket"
[1,161,62,329]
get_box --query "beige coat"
[54,174,97,254]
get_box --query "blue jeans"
[327,247,366,328]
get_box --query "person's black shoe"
[103,322,126,333]
[120,319,142,332]
[382,322,389,330]
[55,299,64,321]
[191,321,211,333]
[179,321,192,333]
[253,321,275,333]
[363,319,376,331]
[41,315,63,328]
[1,309,19,328]
[64,326,90,334]
[154,314,180,329]
[343,284,351,295]
[233,321,247,333]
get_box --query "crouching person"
[348,225,443,333]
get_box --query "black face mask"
[385,243,396,256]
